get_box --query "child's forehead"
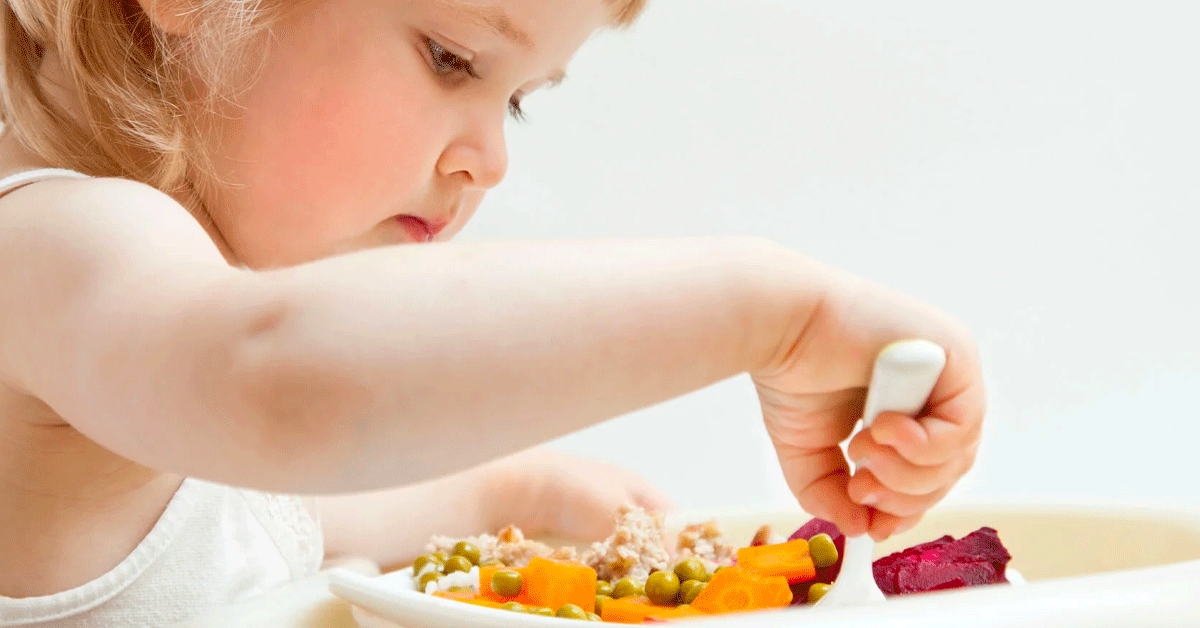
[430,0,535,49]
[427,0,620,33]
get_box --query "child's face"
[200,0,609,268]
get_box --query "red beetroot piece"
[871,527,1012,596]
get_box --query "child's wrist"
[470,454,538,534]
[724,237,834,375]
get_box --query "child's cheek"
[210,37,445,263]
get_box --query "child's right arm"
[0,178,983,538]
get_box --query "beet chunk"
[872,527,1012,596]
[785,518,846,604]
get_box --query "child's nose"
[436,120,509,190]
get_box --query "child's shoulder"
[0,164,175,210]
[0,162,217,262]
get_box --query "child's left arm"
[318,450,671,571]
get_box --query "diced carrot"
[601,596,676,624]
[432,590,503,608]
[432,589,475,601]
[519,558,598,613]
[735,539,817,584]
[646,605,710,622]
[690,566,793,614]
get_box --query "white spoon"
[815,339,947,608]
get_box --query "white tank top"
[0,169,324,628]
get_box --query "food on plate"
[674,519,738,573]
[581,506,675,582]
[405,507,1015,623]
[872,527,1012,595]
[735,538,817,583]
[688,566,792,614]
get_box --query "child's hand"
[752,262,985,542]
[478,449,674,542]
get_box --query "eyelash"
[424,37,526,122]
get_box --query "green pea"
[490,570,523,598]
[501,602,526,613]
[611,578,644,599]
[444,555,473,574]
[556,604,589,620]
[432,551,450,563]
[416,571,440,592]
[673,558,708,584]
[644,571,681,606]
[595,580,613,597]
[452,541,482,565]
[808,533,840,569]
[586,612,602,622]
[532,607,555,617]
[412,554,443,575]
[679,580,706,604]
[806,583,831,604]
[594,595,612,615]
[479,558,503,567]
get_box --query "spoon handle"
[859,339,947,432]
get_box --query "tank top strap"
[0,167,91,199]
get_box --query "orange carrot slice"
[646,605,710,622]
[432,590,503,608]
[601,596,676,624]
[482,558,595,612]
[690,566,793,614]
[736,539,817,583]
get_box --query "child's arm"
[0,177,787,489]
[0,177,982,538]
[316,467,490,573]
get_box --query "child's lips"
[395,215,447,242]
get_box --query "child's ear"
[134,0,195,35]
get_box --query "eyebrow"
[439,0,568,86]
[445,0,534,49]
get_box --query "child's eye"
[423,36,527,122]
[424,37,479,79]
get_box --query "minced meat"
[580,505,671,582]
[674,519,737,572]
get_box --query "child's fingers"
[774,443,870,537]
[846,431,973,496]
[867,511,923,542]
[867,411,981,467]
[632,482,676,513]
[846,469,952,518]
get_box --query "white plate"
[329,504,1200,628]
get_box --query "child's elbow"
[226,295,370,492]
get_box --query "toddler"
[0,0,984,626]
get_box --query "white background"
[458,1,1200,512]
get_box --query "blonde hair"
[0,0,647,196]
